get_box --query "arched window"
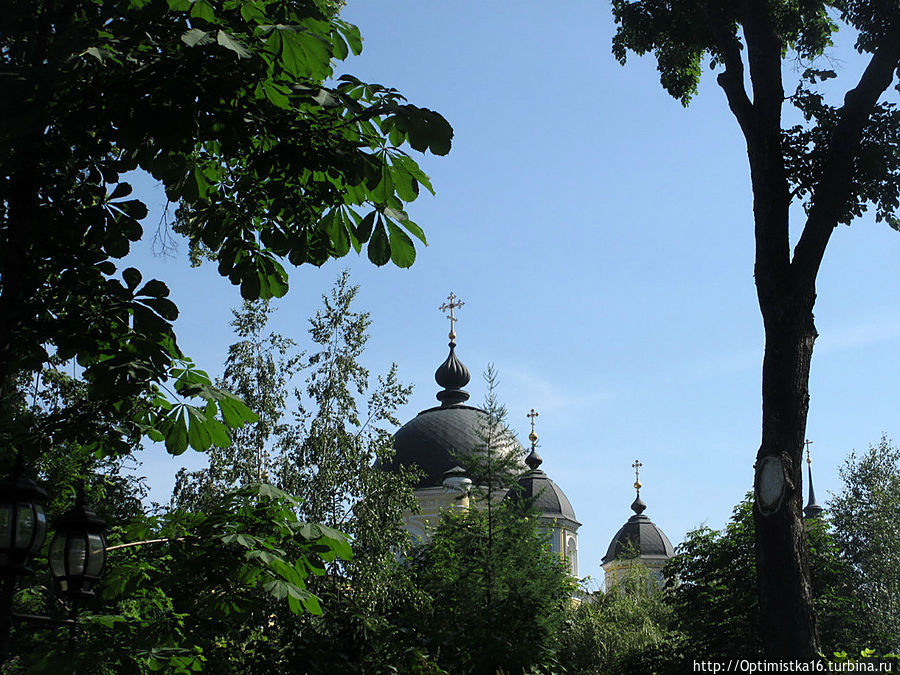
[565,534,578,576]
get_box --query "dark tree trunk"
[753,293,820,658]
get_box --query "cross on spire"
[804,439,813,465]
[632,459,643,492]
[439,292,465,340]
[527,408,539,449]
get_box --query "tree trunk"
[754,295,820,658]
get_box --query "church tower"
[381,294,524,541]
[602,460,674,589]
[502,409,582,576]
[383,295,580,568]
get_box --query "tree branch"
[792,29,900,286]
[105,536,190,552]
[737,0,792,298]
[705,3,754,136]
[740,0,785,125]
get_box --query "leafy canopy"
[0,0,452,460]
[612,0,900,228]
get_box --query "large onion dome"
[385,339,523,488]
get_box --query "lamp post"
[0,468,49,661]
[1,470,107,664]
[49,490,107,599]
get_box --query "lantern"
[49,492,106,599]
[0,471,48,575]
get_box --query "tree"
[829,436,900,651]
[407,502,574,675]
[1,0,452,468]
[174,273,423,672]
[556,565,677,675]
[664,496,866,663]
[1,361,351,673]
[272,272,423,673]
[172,299,302,509]
[402,373,574,675]
[611,0,900,657]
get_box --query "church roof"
[384,337,524,488]
[603,494,674,563]
[504,448,580,528]
[389,404,523,488]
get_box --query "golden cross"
[527,408,539,447]
[527,408,539,434]
[439,292,465,339]
[804,439,813,465]
[632,459,643,490]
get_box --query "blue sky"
[129,2,900,584]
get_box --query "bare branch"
[105,536,190,552]
[704,2,754,135]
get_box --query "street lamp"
[0,471,49,576]
[49,490,107,599]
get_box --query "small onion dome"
[504,454,580,530]
[434,340,470,406]
[602,495,674,564]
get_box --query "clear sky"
[128,2,900,584]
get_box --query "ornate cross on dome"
[804,439,813,465]
[527,408,539,449]
[632,459,643,492]
[439,292,465,340]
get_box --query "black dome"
[602,510,674,563]
[505,469,580,528]
[387,404,524,488]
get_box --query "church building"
[383,293,677,589]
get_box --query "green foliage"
[663,495,866,660]
[0,0,451,464]
[173,299,302,507]
[6,483,350,674]
[556,568,678,675]
[459,365,526,494]
[269,272,424,673]
[171,272,422,672]
[407,502,576,675]
[612,0,900,228]
[829,436,900,652]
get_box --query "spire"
[435,293,470,406]
[803,439,824,519]
[631,459,646,515]
[525,408,543,470]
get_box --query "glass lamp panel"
[0,505,11,549]
[14,502,34,549]
[49,534,66,577]
[30,506,47,554]
[67,535,86,576]
[85,533,105,576]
